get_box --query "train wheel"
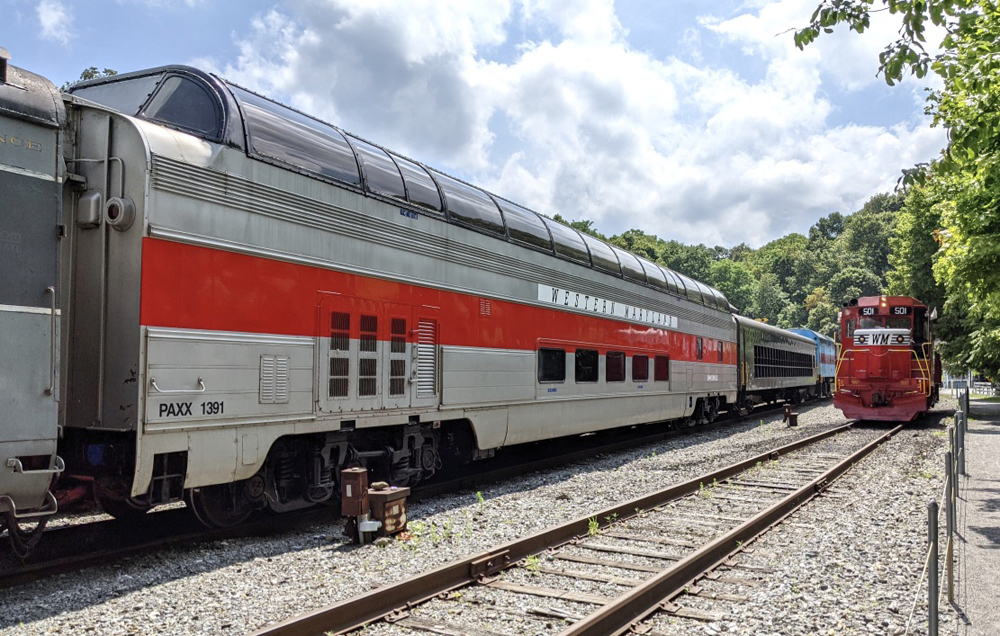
[3,511,48,559]
[185,481,256,528]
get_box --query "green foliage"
[60,67,117,92]
[708,259,755,313]
[749,272,790,324]
[797,0,1000,377]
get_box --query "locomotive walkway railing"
[833,346,933,397]
[903,389,967,636]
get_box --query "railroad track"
[249,420,900,636]
[0,401,819,588]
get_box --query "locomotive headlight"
[106,197,135,231]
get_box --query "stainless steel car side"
[0,51,66,551]
[1,55,825,542]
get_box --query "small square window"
[607,352,625,382]
[575,349,599,383]
[654,355,669,382]
[538,348,566,382]
[632,355,649,382]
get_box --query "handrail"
[834,345,932,396]
[149,377,206,394]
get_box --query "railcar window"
[660,267,683,294]
[718,342,724,362]
[71,73,163,116]
[575,349,599,383]
[390,154,442,212]
[753,345,813,378]
[581,235,622,275]
[707,286,730,311]
[538,348,566,383]
[637,258,669,291]
[664,268,685,294]
[606,351,626,382]
[694,280,718,308]
[696,337,704,360]
[433,172,506,237]
[495,199,553,251]
[632,355,649,382]
[543,219,591,265]
[654,355,670,381]
[230,84,361,186]
[348,136,406,200]
[612,247,646,283]
[144,75,222,138]
[675,273,704,304]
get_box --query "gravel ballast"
[0,400,955,635]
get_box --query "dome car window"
[229,84,360,186]
[348,136,406,200]
[496,199,553,251]
[611,246,646,283]
[389,153,442,212]
[581,235,621,276]
[675,273,704,304]
[434,172,506,237]
[71,73,163,116]
[143,75,222,138]
[542,219,591,265]
[638,257,668,291]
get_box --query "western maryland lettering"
[538,284,679,329]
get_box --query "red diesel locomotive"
[834,296,941,421]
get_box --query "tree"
[708,259,755,314]
[750,273,791,324]
[797,0,1000,376]
[809,212,846,243]
[827,266,882,305]
[60,67,117,92]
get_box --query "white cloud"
[38,0,73,45]
[213,0,947,248]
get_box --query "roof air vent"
[0,47,10,84]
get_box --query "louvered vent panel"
[260,355,290,404]
[415,319,438,397]
[274,355,289,403]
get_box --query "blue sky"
[4,0,947,248]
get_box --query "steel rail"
[248,421,857,636]
[1,402,802,583]
[561,423,904,635]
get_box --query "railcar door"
[317,294,438,414]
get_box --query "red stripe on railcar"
[139,238,735,365]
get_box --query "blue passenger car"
[789,328,836,397]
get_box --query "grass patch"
[971,394,1000,403]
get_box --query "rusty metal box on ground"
[340,468,369,517]
[368,485,410,536]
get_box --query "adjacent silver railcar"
[0,49,65,554]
